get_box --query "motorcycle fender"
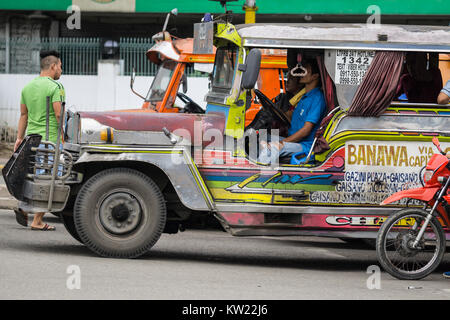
[381,187,440,205]
[73,148,214,211]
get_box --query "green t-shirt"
[20,76,65,143]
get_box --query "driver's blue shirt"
[288,87,326,152]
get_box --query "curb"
[0,183,17,210]
[0,197,17,210]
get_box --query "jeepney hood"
[76,111,226,146]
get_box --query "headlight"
[423,170,434,183]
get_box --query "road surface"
[1,208,450,300]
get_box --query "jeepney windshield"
[146,60,176,102]
[212,45,238,92]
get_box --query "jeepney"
[3,22,450,258]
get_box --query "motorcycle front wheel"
[376,208,446,280]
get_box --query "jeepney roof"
[235,23,450,52]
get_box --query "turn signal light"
[100,127,114,143]
[437,176,448,184]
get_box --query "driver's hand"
[270,141,284,151]
[446,151,450,159]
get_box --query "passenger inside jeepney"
[257,58,327,165]
[437,79,450,104]
[396,52,442,103]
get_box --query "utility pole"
[243,0,257,24]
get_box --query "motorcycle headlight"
[423,170,434,183]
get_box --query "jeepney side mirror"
[130,67,145,100]
[241,49,261,90]
[181,73,188,94]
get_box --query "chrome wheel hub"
[99,192,142,235]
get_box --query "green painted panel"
[135,1,243,14]
[0,0,71,10]
[0,0,449,15]
[255,0,450,15]
[136,0,450,15]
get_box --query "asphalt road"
[2,208,450,300]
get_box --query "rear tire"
[74,168,166,258]
[376,208,446,280]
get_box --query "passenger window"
[395,52,443,104]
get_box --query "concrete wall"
[0,73,210,133]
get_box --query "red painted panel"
[79,111,226,146]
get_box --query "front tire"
[74,168,166,258]
[376,208,446,280]
[60,212,83,244]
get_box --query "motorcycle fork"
[413,178,450,248]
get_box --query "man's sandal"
[14,209,28,227]
[31,224,55,231]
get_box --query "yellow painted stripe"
[183,152,214,208]
[209,188,273,202]
[85,149,182,154]
[261,172,281,187]
[238,173,260,189]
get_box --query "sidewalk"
[0,142,17,210]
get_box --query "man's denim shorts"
[35,143,63,176]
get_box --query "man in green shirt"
[14,50,64,231]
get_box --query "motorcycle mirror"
[432,137,445,155]
[432,136,439,147]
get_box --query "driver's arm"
[438,91,450,105]
[285,109,294,121]
[282,122,314,144]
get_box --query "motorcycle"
[376,137,450,280]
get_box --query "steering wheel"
[177,92,204,114]
[253,89,291,127]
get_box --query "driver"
[258,59,326,165]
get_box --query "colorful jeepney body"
[199,23,450,237]
[3,22,450,258]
